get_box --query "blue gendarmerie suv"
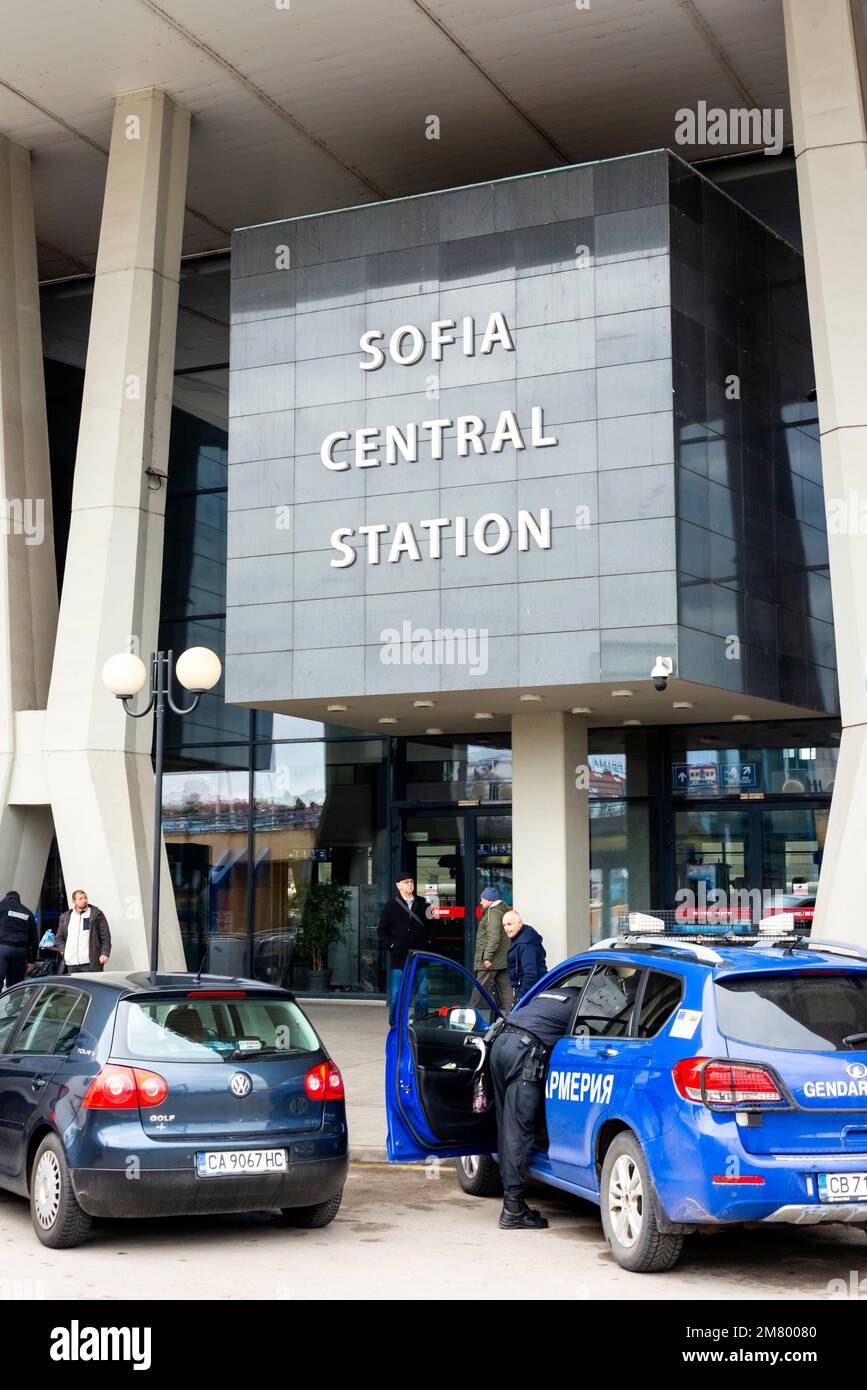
[385,933,867,1272]
[0,972,348,1247]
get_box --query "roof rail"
[804,939,867,963]
[591,936,723,966]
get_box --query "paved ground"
[3,1163,867,1301]
[3,1002,867,1299]
[306,1000,389,1156]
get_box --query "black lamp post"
[102,646,222,979]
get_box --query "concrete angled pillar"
[0,135,58,908]
[44,89,191,969]
[783,0,867,939]
[511,712,590,967]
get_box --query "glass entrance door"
[400,810,512,970]
[674,807,752,908]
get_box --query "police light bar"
[758,913,795,935]
[627,912,666,935]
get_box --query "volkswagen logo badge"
[847,1062,867,1081]
[230,1072,252,1097]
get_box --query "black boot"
[499,1195,549,1230]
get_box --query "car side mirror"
[448,1007,478,1032]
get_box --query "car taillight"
[304,1060,345,1101]
[134,1069,169,1107]
[81,1064,168,1110]
[673,1057,784,1107]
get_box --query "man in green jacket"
[472,886,512,1011]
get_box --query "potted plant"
[298,881,350,992]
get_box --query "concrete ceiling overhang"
[0,0,792,282]
[244,679,827,737]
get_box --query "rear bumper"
[763,1203,867,1226]
[71,1153,349,1219]
[649,1118,867,1224]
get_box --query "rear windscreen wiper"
[227,1045,286,1060]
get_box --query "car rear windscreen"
[715,972,867,1052]
[114,996,320,1063]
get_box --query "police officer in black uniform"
[489,985,581,1229]
[0,889,39,989]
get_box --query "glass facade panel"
[402,813,467,965]
[162,764,250,972]
[668,725,838,797]
[402,736,512,802]
[588,727,651,796]
[253,740,387,992]
[674,808,750,899]
[763,805,828,897]
[589,800,653,938]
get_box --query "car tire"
[281,1188,343,1228]
[600,1132,683,1274]
[456,1154,503,1197]
[30,1134,91,1249]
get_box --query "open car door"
[386,952,503,1162]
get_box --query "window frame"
[570,962,647,1040]
[632,968,685,1039]
[0,984,45,1055]
[12,985,91,1058]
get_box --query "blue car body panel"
[386,944,867,1226]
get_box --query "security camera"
[651,656,674,692]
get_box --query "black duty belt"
[503,1023,547,1051]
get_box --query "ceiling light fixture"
[610,689,633,698]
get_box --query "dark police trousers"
[0,944,27,989]
[490,1029,547,1198]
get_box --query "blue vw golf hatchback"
[0,972,348,1247]
[385,934,867,1272]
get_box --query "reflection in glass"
[162,766,250,971]
[589,800,653,938]
[253,741,386,992]
[403,736,512,802]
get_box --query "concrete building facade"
[0,0,862,984]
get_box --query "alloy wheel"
[33,1150,62,1230]
[608,1152,644,1248]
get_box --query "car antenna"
[193,942,210,984]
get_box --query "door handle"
[600,1046,619,1058]
[31,1075,47,1093]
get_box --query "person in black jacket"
[0,890,39,989]
[490,985,580,1230]
[378,873,434,1023]
[504,911,547,1003]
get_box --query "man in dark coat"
[54,889,112,974]
[0,890,39,988]
[378,872,434,1023]
[504,910,547,1003]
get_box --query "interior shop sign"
[323,313,557,567]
